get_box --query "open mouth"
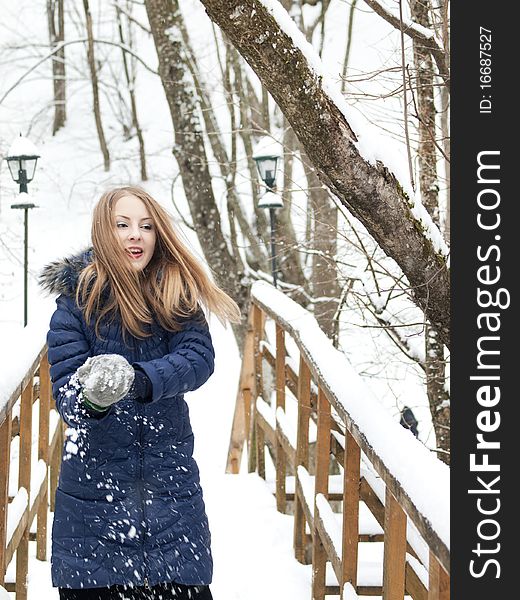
[126,248,144,260]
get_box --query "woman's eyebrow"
[115,214,152,220]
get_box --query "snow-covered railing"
[0,342,63,600]
[227,281,449,600]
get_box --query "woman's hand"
[76,354,135,411]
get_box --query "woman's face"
[114,194,157,271]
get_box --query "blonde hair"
[76,186,241,338]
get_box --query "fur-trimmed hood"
[39,248,93,296]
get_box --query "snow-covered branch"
[199,0,451,348]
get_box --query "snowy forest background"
[0,0,450,463]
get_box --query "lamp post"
[253,138,283,288]
[5,134,40,327]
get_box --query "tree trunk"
[115,3,148,181]
[198,0,450,349]
[230,53,270,245]
[411,0,450,463]
[82,0,110,171]
[438,0,450,242]
[425,323,450,462]
[145,0,249,344]
[341,0,358,93]
[412,0,438,221]
[301,151,340,338]
[221,46,246,274]
[276,122,308,297]
[176,27,266,269]
[440,84,450,243]
[47,0,66,135]
[261,87,271,132]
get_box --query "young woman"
[40,186,241,600]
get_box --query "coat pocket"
[53,489,88,558]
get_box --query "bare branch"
[112,2,152,34]
[0,37,157,106]
[362,0,450,88]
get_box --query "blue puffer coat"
[40,249,215,589]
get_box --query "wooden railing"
[0,345,63,600]
[227,282,450,600]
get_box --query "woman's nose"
[128,225,141,240]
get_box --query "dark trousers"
[59,582,213,600]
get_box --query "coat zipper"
[137,402,149,587]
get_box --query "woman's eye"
[116,221,152,230]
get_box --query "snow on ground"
[190,319,312,599]
[206,474,311,599]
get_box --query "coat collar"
[39,247,94,296]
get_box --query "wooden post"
[248,304,265,473]
[256,416,266,479]
[382,488,407,600]
[314,387,331,499]
[295,358,311,471]
[226,306,256,473]
[16,379,34,600]
[252,303,264,403]
[312,387,331,600]
[341,431,361,591]
[18,380,34,493]
[428,552,450,600]
[294,357,311,563]
[50,424,64,513]
[37,354,51,560]
[275,324,286,513]
[0,411,12,585]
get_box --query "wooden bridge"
[0,281,449,599]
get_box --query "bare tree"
[341,0,358,93]
[175,21,267,270]
[299,150,341,338]
[47,0,66,134]
[228,49,270,242]
[359,0,450,239]
[145,0,249,343]
[115,1,148,180]
[82,0,110,171]
[277,122,308,298]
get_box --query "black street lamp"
[253,138,283,288]
[5,134,40,327]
